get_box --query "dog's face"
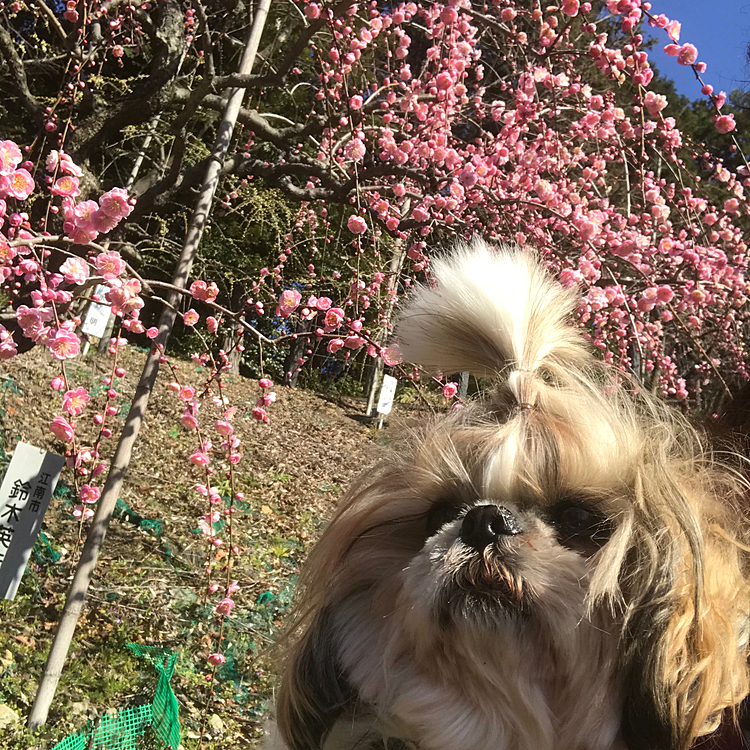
[407,493,606,631]
[400,426,619,637]
[273,243,750,750]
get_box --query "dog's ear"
[619,477,750,750]
[276,607,354,750]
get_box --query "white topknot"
[395,239,588,390]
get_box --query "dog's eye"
[425,502,462,537]
[552,502,611,549]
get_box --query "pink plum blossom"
[257,392,276,407]
[105,278,143,314]
[73,200,99,229]
[190,450,210,467]
[95,251,126,279]
[16,305,52,341]
[0,326,16,359]
[0,140,22,173]
[347,215,367,234]
[98,187,133,219]
[316,297,332,311]
[666,20,680,41]
[91,209,119,234]
[46,149,82,177]
[60,256,90,285]
[715,114,736,134]
[63,387,90,416]
[676,44,698,66]
[50,174,81,197]
[443,382,458,399]
[79,484,101,504]
[324,307,344,331]
[656,286,674,303]
[644,92,667,118]
[277,289,302,318]
[215,597,235,616]
[5,169,34,200]
[381,345,402,366]
[47,329,81,360]
[344,139,366,161]
[252,406,269,422]
[215,420,234,436]
[183,309,199,326]
[181,409,199,430]
[190,280,219,302]
[50,415,75,442]
[344,335,365,349]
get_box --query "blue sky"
[643,1,750,99]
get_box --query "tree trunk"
[365,200,410,416]
[283,318,313,388]
[365,356,384,416]
[221,283,246,373]
[457,371,469,399]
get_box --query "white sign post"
[80,284,112,355]
[0,443,64,600]
[376,374,398,429]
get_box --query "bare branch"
[0,24,45,122]
[30,0,67,41]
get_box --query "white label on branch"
[81,284,112,339]
[377,374,398,416]
[0,443,64,600]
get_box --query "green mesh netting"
[113,499,165,539]
[32,530,61,565]
[126,645,180,750]
[112,498,174,558]
[50,646,180,750]
[51,704,153,750]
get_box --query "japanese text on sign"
[0,443,64,600]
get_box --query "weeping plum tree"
[0,0,748,409]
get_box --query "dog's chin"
[436,548,530,627]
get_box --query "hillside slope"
[0,345,398,748]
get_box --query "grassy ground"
[0,345,407,749]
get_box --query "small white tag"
[376,374,398,416]
[81,284,112,339]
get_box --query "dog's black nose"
[460,505,522,551]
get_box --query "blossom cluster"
[232,0,750,404]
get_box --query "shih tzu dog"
[267,240,750,750]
